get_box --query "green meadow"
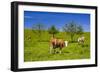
[24,29,90,62]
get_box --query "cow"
[50,37,68,54]
[78,36,85,46]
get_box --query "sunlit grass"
[24,29,90,62]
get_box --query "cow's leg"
[50,46,53,54]
[82,40,84,47]
[53,46,56,54]
[55,47,59,54]
[59,50,62,54]
[50,46,56,54]
[53,49,56,54]
[59,48,62,54]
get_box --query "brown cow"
[50,37,68,54]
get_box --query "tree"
[63,21,83,42]
[32,23,44,41]
[48,25,59,38]
[77,25,84,35]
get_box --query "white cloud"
[24,16,32,19]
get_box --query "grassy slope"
[24,29,90,62]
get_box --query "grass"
[24,29,90,62]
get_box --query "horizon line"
[24,28,90,32]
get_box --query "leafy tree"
[77,25,84,35]
[32,23,44,41]
[63,21,83,42]
[48,25,59,38]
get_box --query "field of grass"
[24,29,90,62]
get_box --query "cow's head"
[64,41,68,47]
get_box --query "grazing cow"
[78,36,85,45]
[50,37,68,54]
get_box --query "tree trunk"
[52,34,55,38]
[71,34,74,42]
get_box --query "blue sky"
[24,11,90,32]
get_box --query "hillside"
[24,29,90,62]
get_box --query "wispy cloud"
[24,16,32,19]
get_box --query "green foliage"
[32,23,44,41]
[64,22,77,33]
[48,25,59,38]
[77,25,84,35]
[63,21,84,42]
[32,23,44,30]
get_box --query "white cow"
[78,36,85,45]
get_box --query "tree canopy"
[48,25,59,38]
[63,21,84,42]
[32,23,44,41]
